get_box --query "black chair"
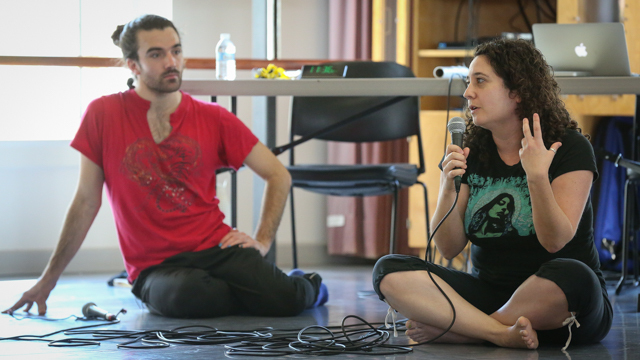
[281,61,431,268]
[616,173,640,295]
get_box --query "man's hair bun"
[111,24,126,47]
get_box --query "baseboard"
[275,243,378,268]
[0,249,125,277]
[0,244,374,277]
[275,243,331,268]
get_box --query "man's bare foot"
[499,316,538,349]
[405,319,483,344]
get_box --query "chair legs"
[616,176,640,295]
[289,181,430,266]
[214,168,237,228]
[290,188,299,269]
[417,181,431,262]
[389,181,400,254]
[291,184,401,268]
[230,170,237,229]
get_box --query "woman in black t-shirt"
[372,39,612,350]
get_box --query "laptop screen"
[532,23,631,77]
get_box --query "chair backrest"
[289,61,424,172]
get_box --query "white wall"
[0,142,124,275]
[278,0,330,265]
[0,1,330,276]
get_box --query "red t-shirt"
[71,90,259,282]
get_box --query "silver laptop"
[532,23,632,77]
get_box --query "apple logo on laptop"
[574,43,588,57]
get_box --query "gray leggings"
[131,245,316,318]
[372,255,612,346]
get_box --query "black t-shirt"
[461,129,603,289]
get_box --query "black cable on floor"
[0,315,414,355]
[0,318,120,346]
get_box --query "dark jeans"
[373,255,613,346]
[131,245,316,318]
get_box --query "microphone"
[596,148,640,175]
[447,117,466,193]
[82,302,118,321]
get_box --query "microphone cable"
[0,318,120,347]
[385,71,464,346]
[411,191,460,345]
[6,308,127,322]
[5,313,80,322]
[0,315,414,355]
[224,316,412,356]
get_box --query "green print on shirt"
[464,174,535,238]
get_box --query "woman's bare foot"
[405,319,483,344]
[498,316,538,349]
[405,316,538,349]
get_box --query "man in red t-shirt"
[3,14,327,318]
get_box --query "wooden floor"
[0,265,638,359]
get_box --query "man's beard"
[143,69,182,94]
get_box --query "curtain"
[326,0,415,258]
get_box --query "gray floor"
[0,265,638,359]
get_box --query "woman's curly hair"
[463,38,584,165]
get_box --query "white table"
[182,77,640,97]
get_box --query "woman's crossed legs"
[373,255,607,349]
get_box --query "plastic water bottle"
[216,33,236,80]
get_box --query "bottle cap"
[220,33,230,39]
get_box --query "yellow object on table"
[254,64,290,79]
